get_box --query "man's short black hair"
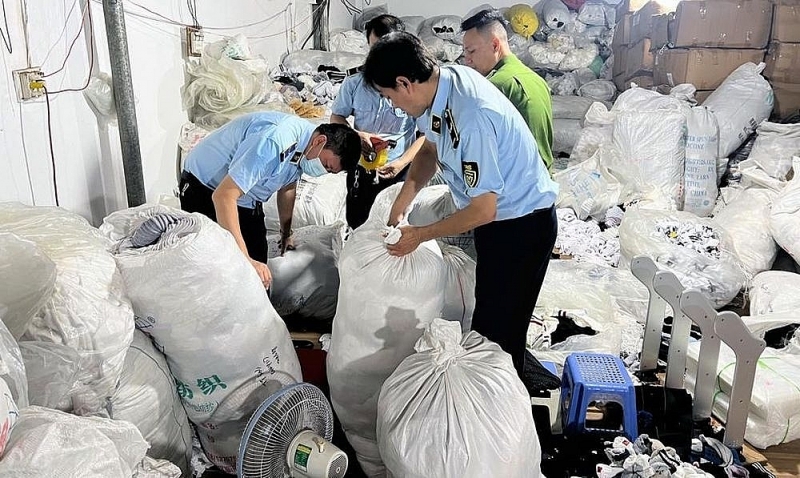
[365,14,405,40]
[315,123,362,172]
[460,8,509,32]
[362,32,437,89]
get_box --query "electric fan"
[237,382,348,478]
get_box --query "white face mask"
[298,141,328,177]
[300,156,328,177]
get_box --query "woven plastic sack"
[282,50,366,75]
[578,79,616,102]
[704,63,773,158]
[0,406,149,477]
[505,4,539,38]
[714,188,777,277]
[749,271,800,316]
[552,95,595,120]
[108,330,192,475]
[683,106,720,216]
[619,209,747,308]
[265,223,345,320]
[571,102,615,163]
[0,233,55,340]
[378,320,541,478]
[555,149,622,220]
[100,205,301,473]
[769,158,800,268]
[329,29,369,55]
[418,15,464,44]
[749,122,800,182]
[0,203,133,416]
[327,224,449,477]
[553,118,583,155]
[18,342,79,409]
[612,108,686,208]
[264,173,348,234]
[537,0,570,31]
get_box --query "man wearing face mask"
[330,14,425,229]
[461,9,554,171]
[180,111,361,288]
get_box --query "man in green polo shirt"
[461,9,554,170]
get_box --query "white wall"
[0,0,313,224]
[328,0,529,31]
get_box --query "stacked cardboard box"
[612,0,674,91]
[649,0,771,101]
[765,0,800,119]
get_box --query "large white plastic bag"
[555,149,621,220]
[264,173,348,234]
[0,321,26,410]
[769,159,800,267]
[553,118,583,155]
[571,102,614,163]
[551,95,595,120]
[18,342,80,409]
[578,79,616,102]
[704,63,773,158]
[714,188,777,277]
[329,29,369,55]
[182,38,272,114]
[686,313,800,448]
[683,106,720,216]
[619,209,747,308]
[418,30,462,63]
[0,377,18,459]
[282,49,365,75]
[418,15,464,44]
[108,330,192,475]
[265,223,345,320]
[0,233,55,340]
[440,244,476,332]
[399,15,425,34]
[377,320,541,478]
[100,205,301,472]
[612,109,686,208]
[749,271,800,316]
[0,203,134,416]
[749,122,800,181]
[0,406,149,478]
[558,44,598,72]
[327,225,448,477]
[530,260,647,366]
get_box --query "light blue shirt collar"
[425,67,453,130]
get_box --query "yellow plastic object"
[505,4,540,38]
[359,148,389,171]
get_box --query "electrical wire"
[0,0,13,54]
[42,87,61,207]
[42,2,89,78]
[40,0,81,67]
[46,0,94,94]
[186,0,199,28]
[123,0,290,30]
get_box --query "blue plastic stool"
[561,353,638,439]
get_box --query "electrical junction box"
[12,67,45,102]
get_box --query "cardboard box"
[630,1,675,44]
[695,90,713,104]
[765,42,800,84]
[669,0,772,49]
[771,81,800,119]
[613,14,633,49]
[772,1,800,43]
[625,38,654,79]
[649,13,671,51]
[653,48,766,89]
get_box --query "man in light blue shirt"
[180,111,361,287]
[362,32,559,395]
[330,14,425,229]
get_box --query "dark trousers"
[345,164,403,229]
[178,171,269,263]
[470,205,558,378]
